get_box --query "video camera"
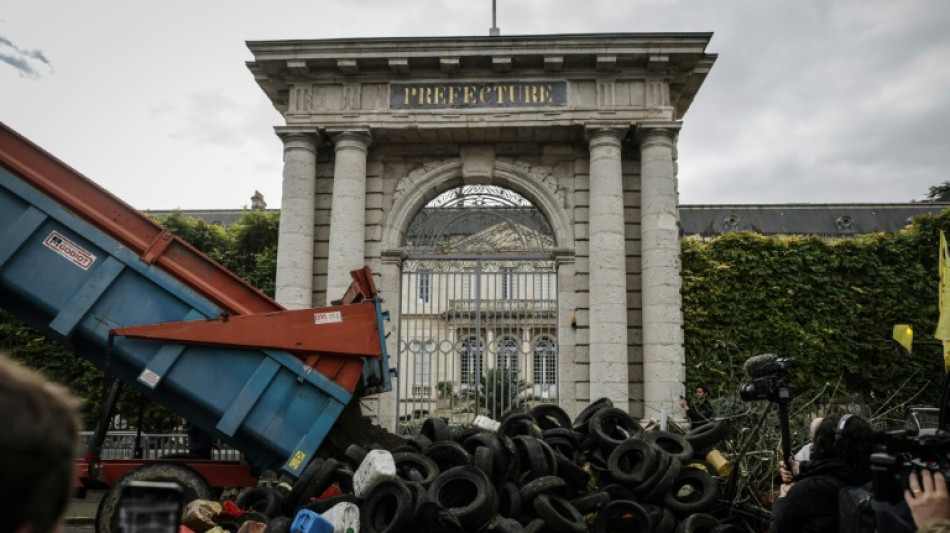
[739,354,794,403]
[871,427,950,503]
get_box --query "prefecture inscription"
[391,81,567,109]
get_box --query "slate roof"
[678,204,950,238]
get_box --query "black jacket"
[686,400,715,425]
[770,459,870,533]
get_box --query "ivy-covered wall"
[683,210,950,419]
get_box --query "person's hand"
[780,457,798,483]
[679,398,688,410]
[905,470,950,528]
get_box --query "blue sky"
[2,1,949,209]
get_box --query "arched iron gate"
[396,186,558,431]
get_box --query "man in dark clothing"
[680,383,715,427]
[771,413,874,533]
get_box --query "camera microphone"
[744,353,782,378]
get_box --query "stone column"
[637,125,684,419]
[586,127,630,413]
[275,132,318,310]
[326,129,372,303]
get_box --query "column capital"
[635,122,680,150]
[584,125,628,146]
[274,128,320,154]
[329,128,372,152]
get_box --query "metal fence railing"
[78,431,242,461]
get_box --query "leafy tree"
[925,181,950,202]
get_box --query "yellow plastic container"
[706,448,732,476]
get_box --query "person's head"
[696,384,711,402]
[809,417,824,441]
[0,354,81,533]
[812,412,874,475]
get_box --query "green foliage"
[925,181,950,202]
[1,210,279,431]
[478,368,528,420]
[682,210,950,420]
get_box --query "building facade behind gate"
[246,34,716,429]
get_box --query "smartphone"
[117,481,183,533]
[679,395,685,399]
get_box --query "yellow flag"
[935,231,950,371]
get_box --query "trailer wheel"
[95,463,213,533]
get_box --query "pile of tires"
[173,398,736,533]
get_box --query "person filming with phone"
[680,383,715,427]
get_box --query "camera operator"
[771,413,875,533]
[905,470,950,532]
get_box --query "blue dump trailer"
[0,121,394,484]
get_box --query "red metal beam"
[114,303,382,358]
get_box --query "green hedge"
[683,210,950,418]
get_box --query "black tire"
[393,451,440,486]
[303,492,359,514]
[685,419,730,450]
[265,516,292,533]
[554,453,591,490]
[96,463,213,533]
[572,397,613,433]
[483,515,527,533]
[711,525,743,533]
[524,518,547,533]
[570,491,610,515]
[512,436,551,480]
[284,458,339,515]
[417,501,465,533]
[425,441,473,472]
[463,433,511,482]
[497,481,523,519]
[406,480,431,519]
[608,438,658,485]
[361,479,415,533]
[588,408,645,451]
[423,417,452,442]
[543,428,581,460]
[647,431,694,464]
[344,443,369,469]
[530,405,572,431]
[499,413,544,440]
[641,456,682,504]
[475,445,496,483]
[634,450,671,496]
[236,485,281,517]
[599,483,638,502]
[663,467,719,516]
[453,427,485,445]
[519,475,567,505]
[674,513,719,533]
[282,458,323,515]
[408,434,434,453]
[592,500,652,533]
[428,465,499,532]
[654,506,677,533]
[533,494,587,533]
